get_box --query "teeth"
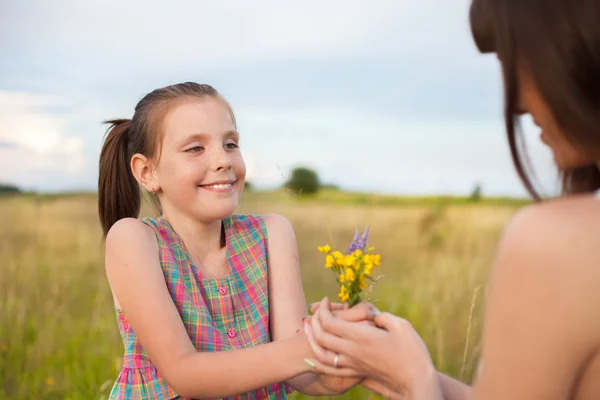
[205,183,232,189]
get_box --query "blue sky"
[0,0,559,197]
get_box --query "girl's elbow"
[168,378,198,399]
[156,364,195,397]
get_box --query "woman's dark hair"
[469,0,600,199]
[98,82,236,236]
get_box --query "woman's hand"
[305,297,442,399]
[361,377,407,400]
[302,301,379,394]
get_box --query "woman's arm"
[105,218,314,399]
[437,373,472,400]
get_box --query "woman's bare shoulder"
[501,194,600,265]
[495,194,600,301]
[472,193,600,398]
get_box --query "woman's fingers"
[310,301,346,314]
[333,301,379,323]
[309,309,356,358]
[318,297,374,341]
[305,316,339,365]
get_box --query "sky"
[0,0,560,197]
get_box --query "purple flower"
[347,226,370,254]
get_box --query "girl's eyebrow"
[179,130,239,145]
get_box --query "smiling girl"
[98,82,366,399]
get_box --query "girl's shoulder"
[229,213,293,239]
[105,217,158,253]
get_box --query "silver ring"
[333,353,340,368]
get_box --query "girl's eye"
[225,143,239,149]
[186,146,204,153]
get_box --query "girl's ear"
[131,153,159,193]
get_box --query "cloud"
[0,139,20,149]
[2,1,471,59]
[0,91,89,190]
[1,0,480,87]
[1,0,499,123]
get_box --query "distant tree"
[285,167,320,196]
[470,183,482,202]
[0,183,21,194]
[243,181,253,192]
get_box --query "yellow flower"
[338,285,349,302]
[325,255,335,268]
[319,238,381,306]
[318,245,331,254]
[373,254,381,266]
[0,343,7,352]
[359,275,367,291]
[332,251,344,262]
[344,255,356,267]
[345,267,356,282]
[45,377,54,386]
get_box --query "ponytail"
[98,119,140,237]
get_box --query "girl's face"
[153,97,245,222]
[517,69,593,169]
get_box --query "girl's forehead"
[162,100,235,138]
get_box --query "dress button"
[218,286,227,295]
[227,329,236,338]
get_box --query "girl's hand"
[305,297,442,398]
[315,374,363,395]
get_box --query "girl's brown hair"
[469,0,600,199]
[98,82,236,236]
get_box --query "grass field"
[0,190,522,399]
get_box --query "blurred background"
[1,1,559,399]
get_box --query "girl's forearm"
[167,333,311,398]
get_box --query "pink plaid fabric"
[109,214,295,400]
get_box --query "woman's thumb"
[373,312,398,331]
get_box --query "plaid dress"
[109,214,295,400]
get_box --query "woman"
[305,0,600,398]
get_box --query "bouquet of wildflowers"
[318,227,381,307]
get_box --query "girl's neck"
[161,208,225,263]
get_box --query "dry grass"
[0,192,518,399]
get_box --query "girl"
[306,0,600,399]
[98,82,371,399]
